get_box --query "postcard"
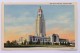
[2,2,77,50]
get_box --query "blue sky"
[4,5,75,34]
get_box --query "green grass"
[4,44,75,48]
[27,44,74,48]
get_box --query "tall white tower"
[36,6,46,37]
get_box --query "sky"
[4,5,75,42]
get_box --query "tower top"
[38,6,42,13]
[40,6,41,9]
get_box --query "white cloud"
[46,12,72,25]
[46,12,74,31]
[5,24,35,36]
[4,11,35,27]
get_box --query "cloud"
[4,11,35,36]
[46,12,74,31]
[46,12,71,24]
[4,11,35,27]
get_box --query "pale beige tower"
[36,6,46,37]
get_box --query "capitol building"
[25,6,69,45]
[18,6,69,45]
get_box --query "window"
[36,38,37,41]
[33,37,35,41]
[54,36,56,42]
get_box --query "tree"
[4,40,19,47]
[12,40,18,46]
[21,42,24,45]
[23,39,27,45]
[5,40,11,47]
[7,40,10,44]
[29,40,32,45]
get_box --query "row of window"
[32,38,50,42]
[60,42,68,43]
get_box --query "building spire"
[36,6,45,37]
[40,6,41,9]
[38,6,42,13]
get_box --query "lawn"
[4,44,75,48]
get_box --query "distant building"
[17,37,24,45]
[59,39,69,45]
[17,37,27,45]
[69,40,75,46]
